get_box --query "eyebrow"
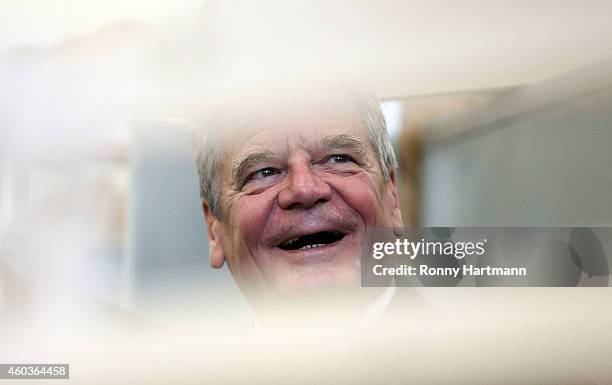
[230,134,369,187]
[231,150,275,186]
[315,134,368,159]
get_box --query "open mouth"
[277,231,346,251]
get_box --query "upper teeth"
[281,237,300,247]
[299,244,325,250]
[280,236,328,249]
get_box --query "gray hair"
[193,94,398,219]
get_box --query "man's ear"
[385,169,404,231]
[203,201,226,269]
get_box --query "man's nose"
[278,162,332,209]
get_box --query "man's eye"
[327,154,355,164]
[241,167,283,191]
[252,167,280,179]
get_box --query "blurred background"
[1,0,611,327]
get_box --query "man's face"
[204,101,402,305]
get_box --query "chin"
[274,265,361,299]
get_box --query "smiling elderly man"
[193,86,403,318]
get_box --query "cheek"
[328,173,383,227]
[231,191,277,251]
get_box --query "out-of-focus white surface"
[2,1,612,97]
[0,0,205,51]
